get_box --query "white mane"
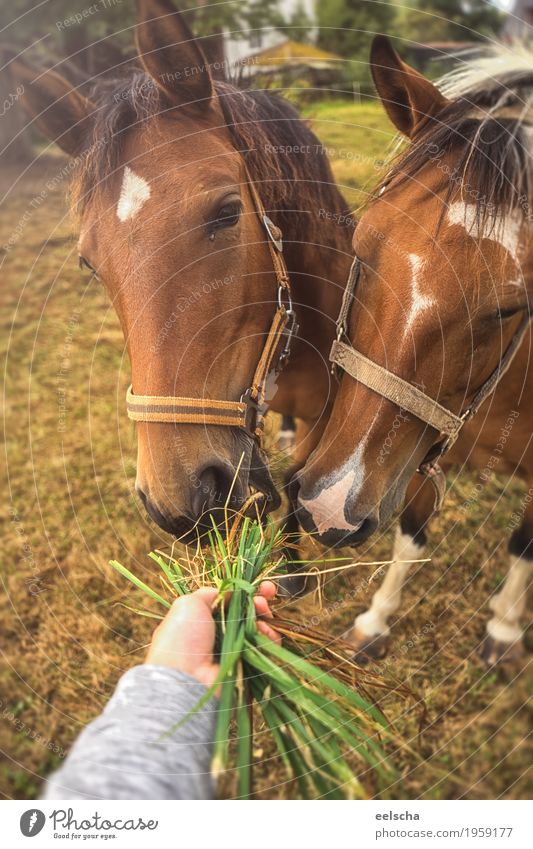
[438,41,533,111]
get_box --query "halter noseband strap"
[330,339,465,439]
[126,165,298,442]
[330,255,532,510]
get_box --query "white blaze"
[447,201,522,257]
[299,444,368,534]
[405,253,435,333]
[117,166,151,222]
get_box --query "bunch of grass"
[110,509,410,800]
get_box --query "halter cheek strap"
[330,256,532,512]
[330,340,465,439]
[126,165,298,442]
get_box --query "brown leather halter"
[126,166,298,443]
[330,255,532,510]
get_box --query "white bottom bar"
[2,799,531,848]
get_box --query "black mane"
[380,68,533,231]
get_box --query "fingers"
[257,619,282,645]
[191,591,272,622]
[253,595,273,619]
[150,589,217,640]
[254,580,277,618]
[146,591,217,675]
[258,580,277,600]
[190,581,276,619]
[191,587,219,609]
[256,581,280,643]
[156,585,279,647]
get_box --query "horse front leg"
[480,491,533,666]
[344,473,435,663]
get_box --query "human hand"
[145,581,279,688]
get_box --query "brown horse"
[9,0,352,551]
[295,36,533,665]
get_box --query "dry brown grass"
[0,103,531,799]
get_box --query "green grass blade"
[148,552,188,595]
[255,633,386,726]
[235,667,253,799]
[109,560,171,609]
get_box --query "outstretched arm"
[42,583,277,800]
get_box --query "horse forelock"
[372,43,533,244]
[70,72,350,253]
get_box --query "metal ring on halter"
[276,283,299,372]
[277,308,299,373]
[278,283,291,310]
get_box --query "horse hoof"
[277,570,311,598]
[479,635,525,667]
[343,626,389,664]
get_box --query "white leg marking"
[299,444,367,534]
[486,555,533,644]
[447,201,522,258]
[354,526,425,638]
[117,166,151,222]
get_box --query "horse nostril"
[287,472,301,504]
[136,487,148,509]
[193,464,235,518]
[137,489,190,537]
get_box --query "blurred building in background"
[0,0,518,162]
[225,0,316,66]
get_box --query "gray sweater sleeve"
[42,665,218,800]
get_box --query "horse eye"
[79,255,95,273]
[495,305,526,321]
[208,201,242,234]
[79,255,100,281]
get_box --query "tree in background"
[187,0,282,73]
[398,0,504,44]
[0,45,33,164]
[0,1,284,77]
[0,0,288,165]
[0,0,294,161]
[316,0,398,59]
[284,0,315,42]
[0,0,135,77]
[315,0,398,88]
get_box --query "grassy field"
[0,100,531,800]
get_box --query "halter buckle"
[240,388,265,434]
[336,321,347,342]
[263,215,283,252]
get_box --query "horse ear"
[135,0,217,112]
[370,35,449,137]
[7,56,93,155]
